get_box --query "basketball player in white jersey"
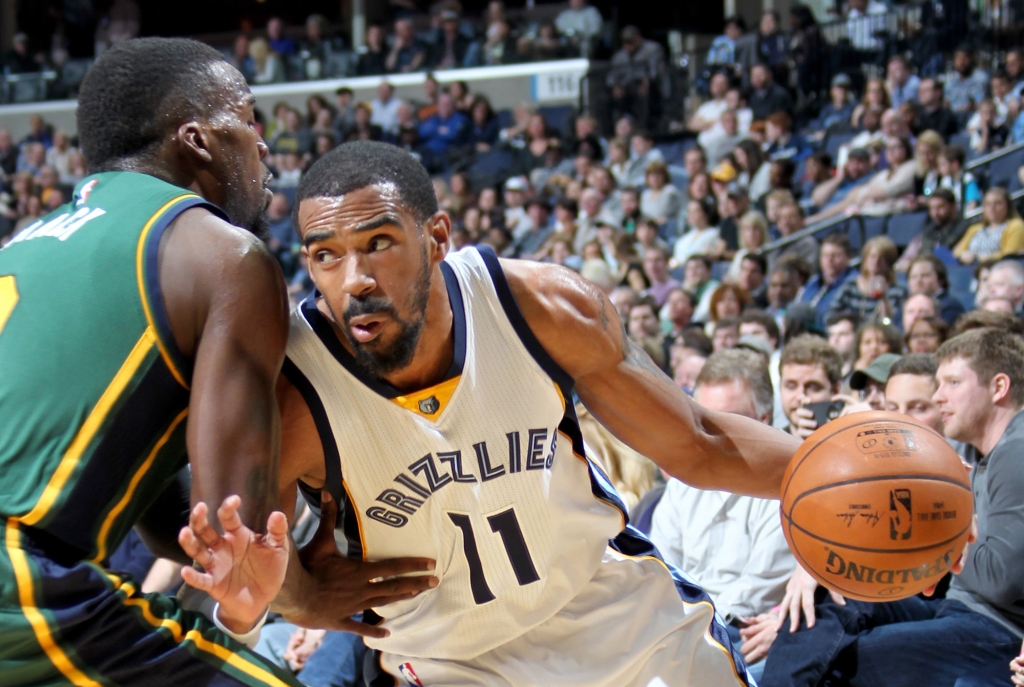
[270,142,801,686]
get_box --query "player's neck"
[379,267,456,394]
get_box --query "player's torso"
[0,171,216,562]
[285,246,625,661]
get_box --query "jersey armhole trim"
[282,357,364,560]
[138,195,225,390]
[474,245,574,394]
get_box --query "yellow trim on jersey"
[617,551,750,687]
[91,408,189,562]
[389,375,461,419]
[342,479,369,560]
[18,328,158,527]
[100,571,294,687]
[0,274,19,335]
[135,193,200,390]
[4,520,104,687]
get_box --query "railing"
[757,212,865,256]
[965,140,1024,173]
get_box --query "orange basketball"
[780,411,973,602]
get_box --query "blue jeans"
[297,631,366,687]
[760,591,1020,687]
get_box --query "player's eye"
[369,236,393,252]
[315,250,338,264]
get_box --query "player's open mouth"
[349,315,385,343]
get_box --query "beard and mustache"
[335,245,433,379]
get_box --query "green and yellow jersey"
[0,171,220,563]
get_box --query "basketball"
[781,411,974,603]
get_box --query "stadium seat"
[656,141,686,165]
[885,211,928,247]
[538,105,575,136]
[861,215,885,243]
[711,261,730,282]
[986,148,1024,189]
[947,264,975,294]
[496,108,515,130]
[952,290,975,312]
[825,132,856,160]
[668,165,688,190]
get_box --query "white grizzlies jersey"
[283,246,627,661]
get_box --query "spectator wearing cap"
[946,46,990,114]
[764,112,811,163]
[914,78,959,141]
[797,231,857,325]
[622,130,665,189]
[417,92,468,172]
[430,9,473,69]
[809,147,873,213]
[849,352,901,410]
[885,56,920,109]
[748,63,794,120]
[555,0,603,55]
[715,184,752,260]
[809,74,856,139]
[502,177,535,243]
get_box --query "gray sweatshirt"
[947,409,1024,638]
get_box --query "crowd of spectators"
[8,3,1024,685]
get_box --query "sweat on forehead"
[295,141,438,227]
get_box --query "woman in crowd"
[807,136,916,222]
[518,113,554,173]
[641,161,683,226]
[827,236,908,321]
[467,95,500,152]
[446,173,475,216]
[733,140,771,200]
[306,95,333,128]
[607,139,631,186]
[726,210,770,280]
[913,130,945,200]
[686,172,715,216]
[851,320,903,373]
[954,186,1024,263]
[707,283,751,332]
[346,103,382,142]
[623,263,651,293]
[448,80,474,112]
[851,77,891,128]
[672,198,721,268]
[904,315,948,354]
[249,37,286,84]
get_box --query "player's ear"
[177,121,214,164]
[425,211,451,263]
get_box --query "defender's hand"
[178,495,289,634]
[292,491,439,637]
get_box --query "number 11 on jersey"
[448,507,540,605]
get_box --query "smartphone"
[804,400,846,428]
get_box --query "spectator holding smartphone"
[778,335,844,439]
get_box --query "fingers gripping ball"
[781,411,973,602]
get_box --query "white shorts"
[369,546,751,687]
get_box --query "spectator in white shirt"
[369,81,404,137]
[650,348,795,681]
[555,0,603,54]
[689,71,731,134]
[845,0,888,51]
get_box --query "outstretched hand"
[288,491,438,637]
[178,495,289,634]
[775,562,845,633]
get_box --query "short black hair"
[826,310,861,329]
[741,252,767,275]
[77,37,231,171]
[295,141,438,228]
[739,309,781,344]
[888,353,938,380]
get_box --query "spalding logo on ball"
[781,411,973,602]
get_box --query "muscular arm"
[502,259,800,498]
[161,208,289,531]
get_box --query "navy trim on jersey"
[282,357,363,560]
[45,357,189,556]
[474,245,574,394]
[142,197,224,383]
[610,527,752,687]
[298,261,467,400]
